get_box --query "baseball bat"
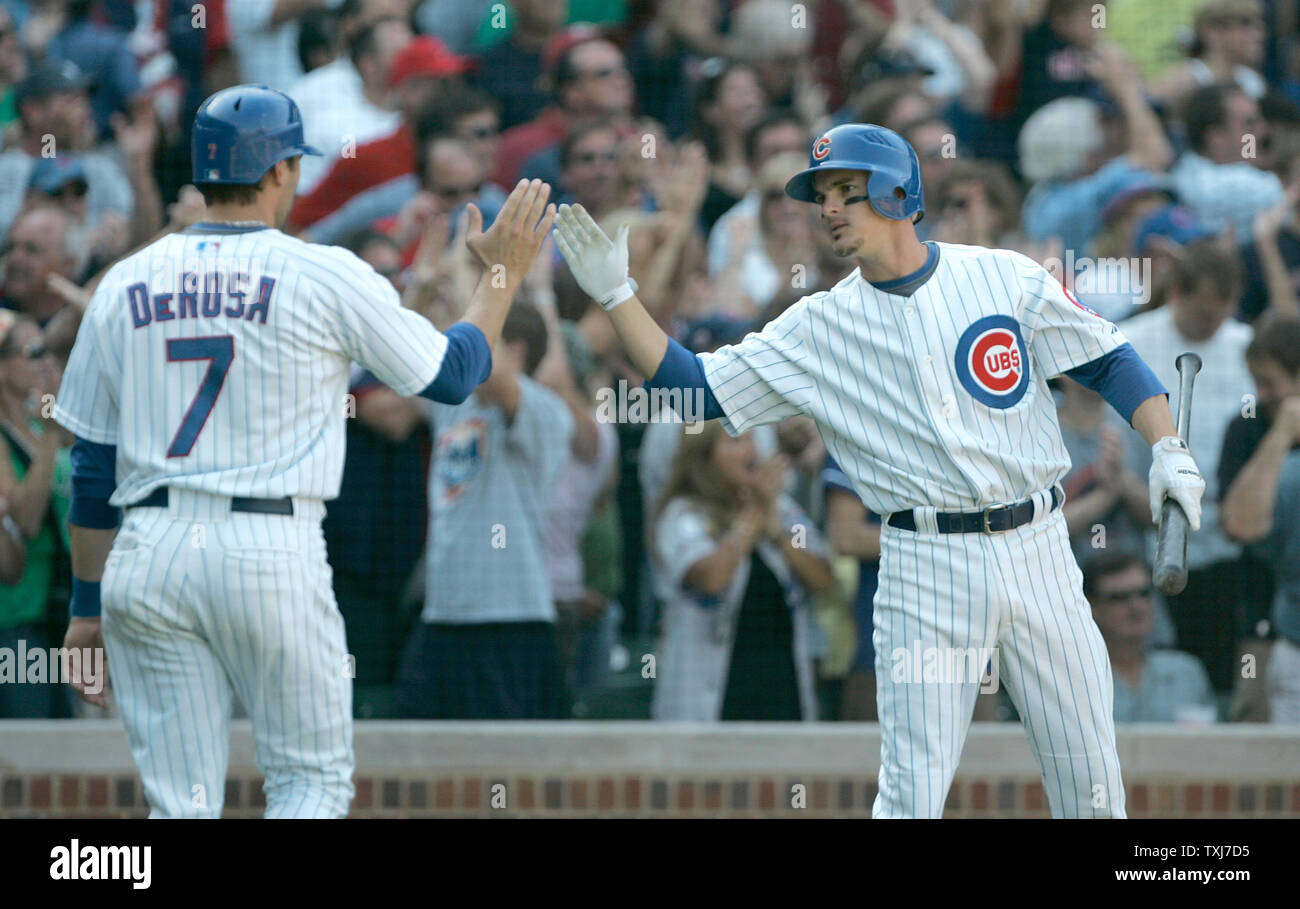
[1153,352,1203,596]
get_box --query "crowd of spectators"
[2,0,1300,728]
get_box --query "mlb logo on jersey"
[954,314,1030,409]
[1062,285,1101,318]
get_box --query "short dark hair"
[1183,83,1239,154]
[414,87,499,142]
[502,300,549,377]
[343,228,400,258]
[560,119,619,170]
[553,36,608,95]
[1171,238,1243,301]
[413,88,500,174]
[688,61,760,163]
[194,157,295,207]
[347,15,402,66]
[1246,314,1300,376]
[297,10,337,73]
[1046,0,1096,21]
[194,179,264,207]
[744,108,808,165]
[1081,550,1148,599]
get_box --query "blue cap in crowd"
[1132,205,1217,254]
[29,155,88,196]
[1099,171,1176,225]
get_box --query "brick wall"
[2,721,1298,818]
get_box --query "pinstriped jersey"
[54,224,450,505]
[700,242,1128,514]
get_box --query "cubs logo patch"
[954,315,1030,409]
[812,136,832,160]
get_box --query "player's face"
[1170,278,1235,342]
[0,319,50,396]
[562,128,621,214]
[1090,565,1154,646]
[1247,356,1300,420]
[454,110,500,170]
[711,432,759,490]
[811,169,878,258]
[273,157,302,229]
[3,211,70,302]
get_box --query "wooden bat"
[1154,352,1203,596]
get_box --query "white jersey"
[55,223,450,506]
[700,241,1128,514]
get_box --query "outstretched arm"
[460,179,557,351]
[553,203,671,378]
[556,204,810,432]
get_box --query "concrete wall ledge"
[2,720,1297,779]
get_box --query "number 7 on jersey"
[166,335,235,458]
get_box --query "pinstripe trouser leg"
[103,497,354,819]
[103,513,234,818]
[872,523,998,819]
[990,513,1126,818]
[197,511,354,818]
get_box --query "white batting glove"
[1149,436,1205,531]
[553,203,636,310]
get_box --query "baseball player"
[553,123,1207,819]
[55,85,557,818]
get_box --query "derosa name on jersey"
[124,272,276,328]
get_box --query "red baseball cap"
[388,36,470,88]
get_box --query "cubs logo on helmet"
[954,315,1030,409]
[783,123,924,223]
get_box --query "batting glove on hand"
[1149,436,1205,531]
[553,203,636,310]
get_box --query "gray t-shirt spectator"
[421,375,574,624]
[1113,650,1215,722]
[1247,451,1300,648]
[0,149,132,246]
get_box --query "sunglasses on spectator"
[571,150,619,165]
[575,65,626,82]
[459,126,496,141]
[0,341,47,360]
[435,182,482,199]
[53,182,89,200]
[1215,15,1263,27]
[1097,586,1153,603]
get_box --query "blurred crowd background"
[1,0,1299,728]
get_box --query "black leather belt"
[127,487,295,516]
[887,487,1061,534]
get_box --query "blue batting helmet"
[192,84,321,185]
[784,123,925,223]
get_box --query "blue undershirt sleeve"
[645,338,725,421]
[417,322,493,405]
[69,437,120,530]
[1065,342,1167,424]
